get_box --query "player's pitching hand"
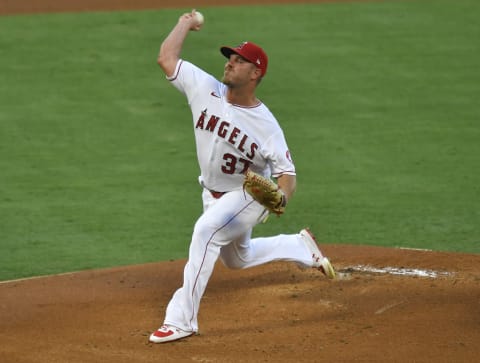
[180,9,204,31]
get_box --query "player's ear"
[252,66,262,82]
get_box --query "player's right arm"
[158,10,202,77]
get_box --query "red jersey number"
[222,153,252,174]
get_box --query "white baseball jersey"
[167,60,295,192]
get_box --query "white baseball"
[195,11,204,26]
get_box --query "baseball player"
[149,9,335,344]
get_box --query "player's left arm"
[277,174,296,204]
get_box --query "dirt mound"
[1,245,479,362]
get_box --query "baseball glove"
[243,170,286,215]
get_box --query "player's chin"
[221,76,232,87]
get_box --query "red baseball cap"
[220,41,268,77]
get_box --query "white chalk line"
[340,265,452,278]
[396,247,433,252]
[0,271,79,285]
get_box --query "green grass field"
[1,0,479,281]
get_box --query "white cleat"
[149,324,194,344]
[300,228,336,279]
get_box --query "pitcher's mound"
[1,244,479,362]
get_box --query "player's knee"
[193,217,236,245]
[192,220,222,247]
[219,245,249,269]
[219,255,244,269]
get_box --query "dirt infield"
[1,246,479,362]
[1,1,480,362]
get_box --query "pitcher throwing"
[149,9,335,344]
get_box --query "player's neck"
[226,88,259,107]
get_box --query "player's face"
[222,54,259,88]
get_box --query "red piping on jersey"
[271,171,296,178]
[167,60,183,82]
[229,101,263,109]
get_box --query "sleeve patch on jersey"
[286,150,293,163]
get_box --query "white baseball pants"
[163,188,314,332]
